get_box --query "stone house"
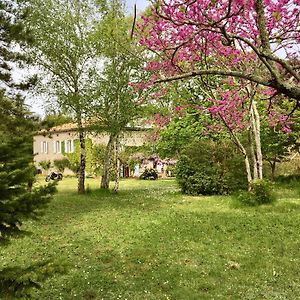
[33,123,149,176]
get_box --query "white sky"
[22,0,150,116]
[125,0,149,13]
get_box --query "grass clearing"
[1,178,300,299]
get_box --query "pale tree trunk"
[101,134,115,189]
[248,127,258,180]
[77,119,86,194]
[113,135,120,193]
[235,137,253,190]
[252,101,263,179]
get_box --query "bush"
[276,174,300,183]
[235,180,276,206]
[53,158,70,172]
[140,168,158,180]
[176,155,229,195]
[175,141,247,195]
[39,160,51,171]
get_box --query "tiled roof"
[39,123,78,134]
[38,122,151,135]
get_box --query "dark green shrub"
[276,174,300,183]
[140,168,158,180]
[236,180,276,206]
[176,155,229,195]
[175,141,247,195]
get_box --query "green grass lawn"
[1,178,300,299]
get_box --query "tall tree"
[26,0,101,193]
[0,94,55,244]
[92,0,145,191]
[0,0,56,244]
[137,0,299,187]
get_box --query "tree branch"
[155,69,270,86]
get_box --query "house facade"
[34,123,176,177]
[33,123,148,175]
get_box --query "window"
[53,141,62,154]
[40,141,48,154]
[64,140,74,153]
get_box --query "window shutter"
[53,141,57,153]
[64,140,68,153]
[58,141,62,153]
[71,140,74,153]
[40,141,44,153]
[45,142,48,154]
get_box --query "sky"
[23,0,151,117]
[125,0,149,13]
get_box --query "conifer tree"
[0,0,56,244]
[0,94,56,244]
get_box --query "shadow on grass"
[49,186,176,222]
[0,259,69,299]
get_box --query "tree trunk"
[248,126,258,180]
[101,134,115,189]
[241,147,253,190]
[230,129,253,188]
[252,101,263,179]
[78,129,86,194]
[113,135,120,193]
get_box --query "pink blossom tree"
[137,0,299,186]
[138,0,300,103]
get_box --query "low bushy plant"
[39,160,51,171]
[235,180,276,206]
[276,174,300,183]
[176,155,229,195]
[140,168,158,180]
[53,158,70,172]
[175,141,247,195]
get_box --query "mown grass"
[1,178,300,299]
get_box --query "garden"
[1,178,300,299]
[1,0,300,298]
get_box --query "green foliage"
[66,139,93,174]
[157,115,204,158]
[53,158,70,172]
[0,260,68,298]
[235,180,276,206]
[139,168,158,180]
[176,155,228,195]
[39,160,51,171]
[276,174,300,183]
[91,144,106,175]
[119,146,149,172]
[91,1,146,136]
[175,140,247,195]
[40,113,72,131]
[0,0,32,89]
[27,0,98,112]
[0,96,56,244]
[66,140,106,176]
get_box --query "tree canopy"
[138,0,300,103]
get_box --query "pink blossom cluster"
[268,110,293,132]
[138,0,299,75]
[207,90,248,132]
